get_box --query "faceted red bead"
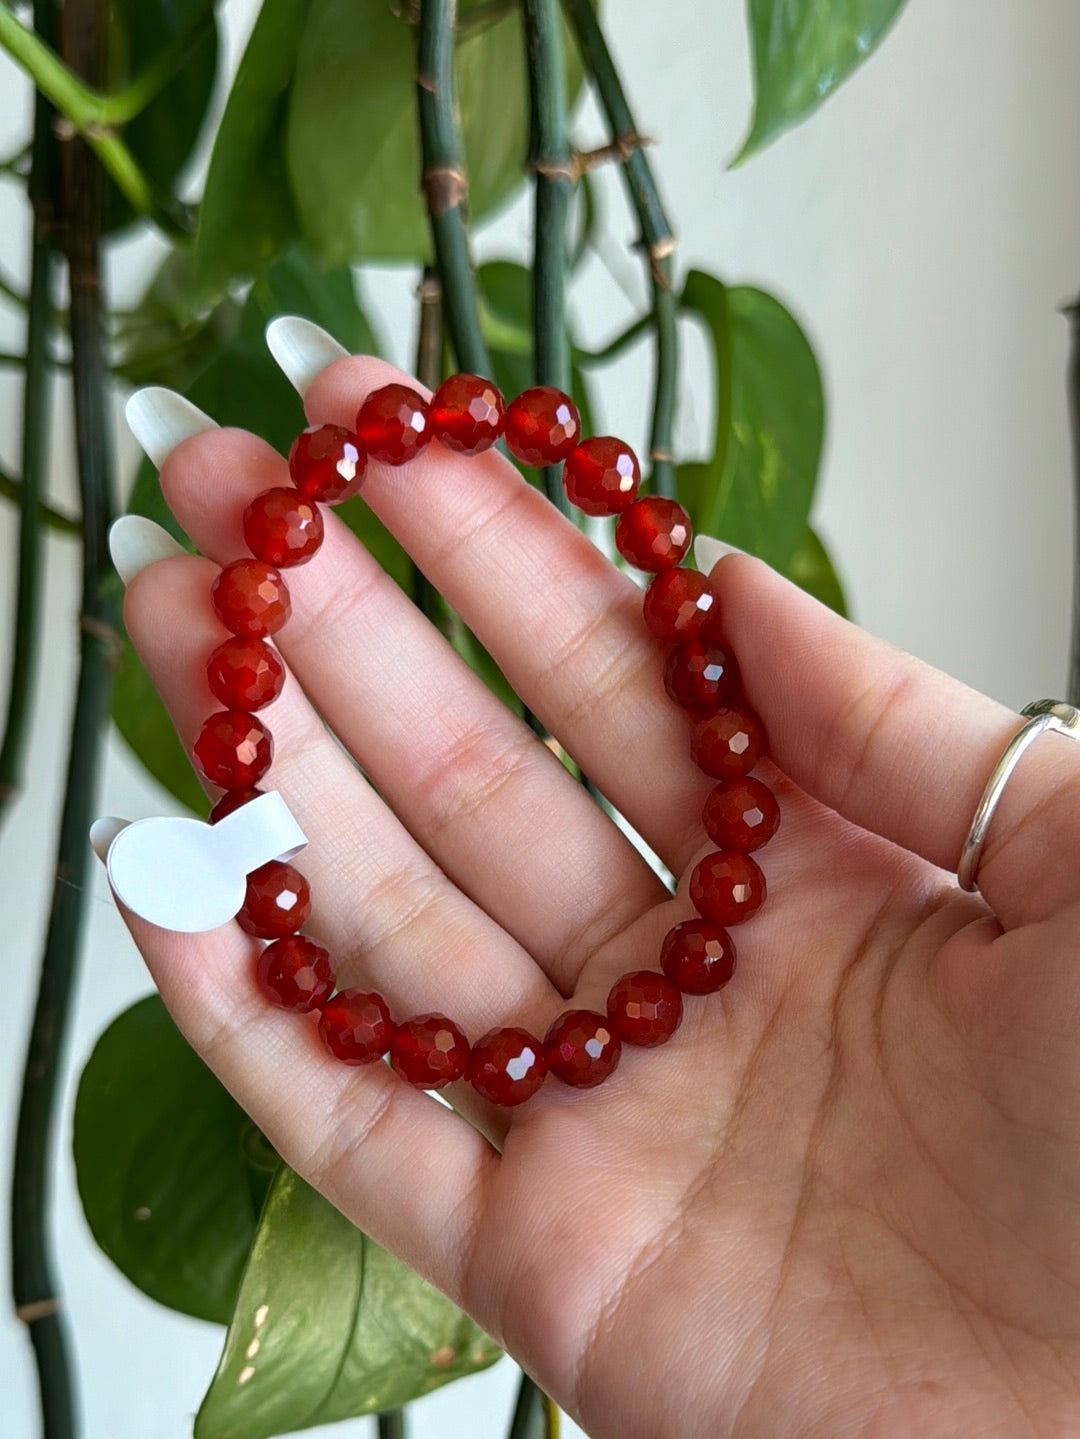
[691,705,766,779]
[355,383,430,465]
[288,424,365,504]
[319,989,396,1064]
[643,568,721,641]
[468,1026,547,1106]
[211,559,291,638]
[606,970,683,1047]
[562,436,640,516]
[209,786,264,823]
[660,919,737,995]
[237,860,311,939]
[545,1009,622,1088]
[194,710,273,789]
[663,641,737,713]
[429,374,506,454]
[615,496,692,572]
[503,386,581,467]
[256,935,336,1011]
[243,487,324,568]
[689,851,766,925]
[702,776,780,852]
[207,637,285,712]
[390,1013,470,1089]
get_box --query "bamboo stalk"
[11,2,119,1434]
[0,49,57,822]
[1066,297,1080,706]
[521,0,574,514]
[561,0,678,497]
[416,0,493,379]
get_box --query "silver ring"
[957,699,1080,892]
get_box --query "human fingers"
[136,402,668,996]
[291,337,714,878]
[708,548,1080,928]
[122,551,558,1029]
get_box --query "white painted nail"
[89,816,130,864]
[694,534,747,575]
[109,515,187,586]
[266,315,349,398]
[125,387,217,469]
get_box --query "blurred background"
[2,0,1079,1434]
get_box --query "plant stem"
[0,60,56,824]
[0,468,80,537]
[416,0,492,379]
[562,0,678,496]
[377,1410,407,1439]
[0,4,182,232]
[412,264,442,631]
[11,3,119,1434]
[521,0,574,514]
[1066,296,1080,706]
[507,1373,544,1439]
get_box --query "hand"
[114,335,1080,1439]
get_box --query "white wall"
[2,1,1079,1435]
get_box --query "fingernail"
[109,515,187,586]
[89,816,130,864]
[266,315,349,397]
[125,387,217,469]
[694,534,746,575]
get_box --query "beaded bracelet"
[192,374,779,1107]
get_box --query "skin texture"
[116,354,1080,1439]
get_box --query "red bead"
[194,710,273,789]
[429,374,506,454]
[702,776,780,852]
[663,641,737,713]
[606,970,683,1047]
[355,383,430,465]
[211,559,291,638]
[468,1027,547,1106]
[503,386,581,467]
[256,935,336,1011]
[643,568,721,641]
[319,989,396,1064]
[691,705,766,778]
[237,860,311,939]
[207,637,285,712]
[689,851,766,925]
[209,786,264,823]
[615,496,692,571]
[562,436,640,516]
[288,424,365,504]
[243,487,324,568]
[544,1010,622,1088]
[660,919,737,995]
[390,1013,470,1089]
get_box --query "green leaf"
[192,0,309,303]
[678,273,824,573]
[789,526,848,615]
[736,0,908,162]
[113,637,208,813]
[196,1166,501,1439]
[74,996,273,1324]
[116,244,409,807]
[285,0,582,264]
[106,0,218,232]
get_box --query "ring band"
[957,699,1080,892]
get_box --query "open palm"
[116,338,1080,1438]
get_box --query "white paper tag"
[106,792,308,933]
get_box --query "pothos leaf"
[735,0,908,163]
[195,1165,500,1439]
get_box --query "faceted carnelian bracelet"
[193,374,779,1107]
